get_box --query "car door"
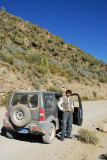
[71,93,83,126]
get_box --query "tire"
[5,129,17,139]
[1,127,6,136]
[10,104,31,127]
[42,123,56,144]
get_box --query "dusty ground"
[0,100,107,160]
[61,124,107,160]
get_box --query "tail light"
[5,106,8,117]
[40,108,45,121]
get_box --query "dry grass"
[78,128,99,145]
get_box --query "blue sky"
[0,0,107,63]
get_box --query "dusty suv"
[3,91,83,144]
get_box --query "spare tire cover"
[10,104,31,127]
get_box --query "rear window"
[11,93,38,108]
[44,94,55,108]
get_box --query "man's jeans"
[60,111,73,139]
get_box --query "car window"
[55,94,63,103]
[44,94,55,108]
[11,93,38,108]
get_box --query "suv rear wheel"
[42,123,56,144]
[5,129,17,139]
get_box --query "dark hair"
[66,90,72,94]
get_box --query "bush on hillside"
[50,64,62,74]
[93,91,97,97]
[67,44,73,51]
[47,86,63,94]
[82,96,89,101]
[15,36,24,45]
[0,33,5,38]
[0,50,13,64]
[8,32,15,41]
[31,40,42,48]
[0,90,13,106]
[99,77,107,83]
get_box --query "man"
[58,90,74,141]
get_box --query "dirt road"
[0,100,107,160]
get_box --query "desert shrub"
[48,58,58,65]
[99,153,107,160]
[3,43,24,54]
[13,58,28,71]
[31,40,41,48]
[74,76,81,82]
[47,86,63,94]
[93,91,97,97]
[16,30,23,38]
[59,38,64,44]
[81,54,87,61]
[47,38,53,43]
[99,77,107,83]
[25,53,40,63]
[4,25,12,31]
[16,17,23,22]
[78,128,99,145]
[82,96,89,101]
[8,32,15,41]
[15,36,24,45]
[48,45,56,52]
[37,65,46,74]
[77,48,83,53]
[86,54,99,66]
[1,7,6,13]
[52,48,59,56]
[12,51,25,60]
[62,62,71,69]
[100,60,106,67]
[0,90,13,106]
[54,39,60,46]
[0,50,13,64]
[0,33,5,38]
[67,44,73,51]
[50,64,62,74]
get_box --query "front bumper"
[3,119,49,135]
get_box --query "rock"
[99,123,107,133]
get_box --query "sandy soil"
[0,100,107,160]
[0,61,107,101]
[40,75,107,100]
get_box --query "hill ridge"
[0,7,107,103]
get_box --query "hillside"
[0,7,107,104]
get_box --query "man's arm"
[58,97,66,113]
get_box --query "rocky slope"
[0,7,107,103]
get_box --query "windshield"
[11,93,38,108]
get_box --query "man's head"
[66,90,72,97]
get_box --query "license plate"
[18,128,28,134]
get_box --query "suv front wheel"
[42,123,56,144]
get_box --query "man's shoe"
[66,136,72,139]
[60,138,64,141]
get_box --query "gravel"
[0,100,107,160]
